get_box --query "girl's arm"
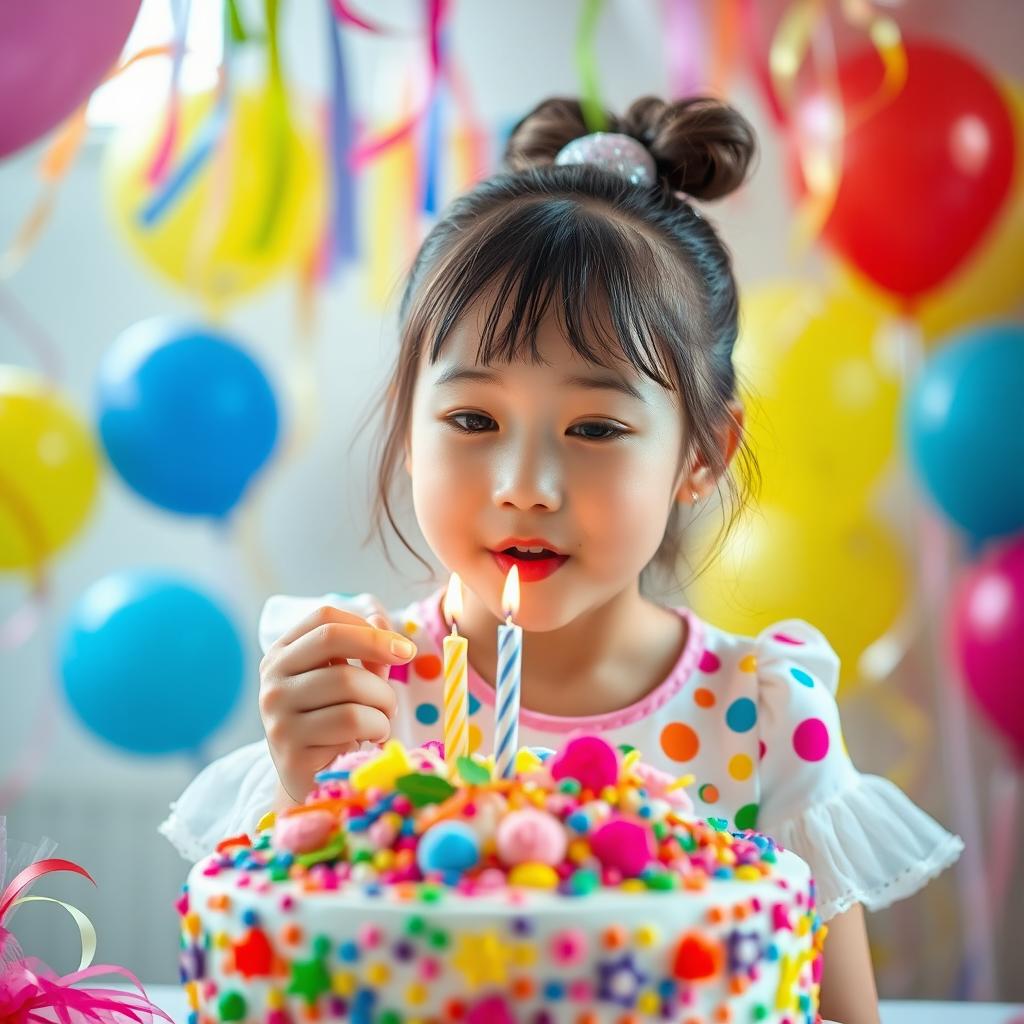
[818,903,880,1024]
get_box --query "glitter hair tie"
[554,131,657,187]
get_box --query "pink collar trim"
[415,588,706,734]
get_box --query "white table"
[139,985,1024,1023]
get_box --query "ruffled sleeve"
[158,740,279,862]
[755,619,964,921]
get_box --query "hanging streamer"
[709,0,743,97]
[348,0,449,171]
[576,0,608,132]
[326,1,358,269]
[147,0,192,184]
[421,76,444,215]
[0,44,174,280]
[663,0,705,100]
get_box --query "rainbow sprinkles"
[178,732,827,1024]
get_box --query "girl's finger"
[293,702,391,749]
[278,619,416,676]
[283,665,398,718]
[362,611,397,680]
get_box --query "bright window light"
[87,0,223,128]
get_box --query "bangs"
[407,193,706,389]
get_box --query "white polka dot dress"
[161,589,963,921]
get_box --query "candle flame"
[443,571,463,626]
[501,564,520,619]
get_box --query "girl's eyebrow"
[433,366,647,403]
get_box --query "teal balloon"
[59,572,244,755]
[905,323,1024,542]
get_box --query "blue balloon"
[905,323,1024,542]
[98,319,279,518]
[59,572,245,755]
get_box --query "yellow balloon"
[836,81,1024,342]
[104,87,327,310]
[735,281,902,514]
[688,505,910,694]
[0,367,100,571]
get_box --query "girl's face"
[406,297,695,632]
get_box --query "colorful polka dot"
[413,654,442,680]
[389,663,410,684]
[660,722,700,762]
[698,784,719,804]
[758,740,767,761]
[468,693,481,716]
[772,632,804,646]
[694,688,716,708]
[415,703,439,726]
[793,718,829,761]
[699,650,721,673]
[734,803,759,830]
[725,698,757,733]
[790,668,815,688]
[728,754,753,781]
[738,654,757,673]
[468,723,483,754]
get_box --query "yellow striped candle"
[442,572,469,770]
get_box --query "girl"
[162,96,963,1023]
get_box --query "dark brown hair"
[362,95,760,595]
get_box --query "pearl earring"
[691,490,700,504]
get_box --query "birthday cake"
[177,735,826,1024]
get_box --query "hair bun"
[622,96,757,200]
[504,95,756,202]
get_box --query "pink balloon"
[951,535,1024,762]
[0,0,141,159]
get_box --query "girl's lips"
[491,549,570,582]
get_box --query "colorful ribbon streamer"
[325,0,358,269]
[663,0,705,100]
[348,0,449,171]
[576,0,608,132]
[146,0,192,185]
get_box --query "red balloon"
[793,41,1015,302]
[950,536,1024,763]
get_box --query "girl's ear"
[676,400,745,502]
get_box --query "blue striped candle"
[495,566,522,779]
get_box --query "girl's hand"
[258,604,417,804]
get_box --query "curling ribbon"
[0,856,171,1024]
[576,0,608,132]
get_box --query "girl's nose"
[491,436,563,512]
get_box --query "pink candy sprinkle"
[419,957,441,980]
[279,895,295,912]
[358,923,382,948]
[551,929,588,966]
[568,979,593,1002]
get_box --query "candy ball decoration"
[416,821,481,876]
[0,0,141,158]
[548,735,620,792]
[0,366,100,571]
[905,322,1024,542]
[273,811,336,855]
[495,809,568,867]
[97,318,279,519]
[59,571,244,755]
[589,816,656,877]
[950,535,1024,762]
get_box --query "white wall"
[1,0,1020,994]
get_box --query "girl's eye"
[447,412,496,433]
[570,421,627,441]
